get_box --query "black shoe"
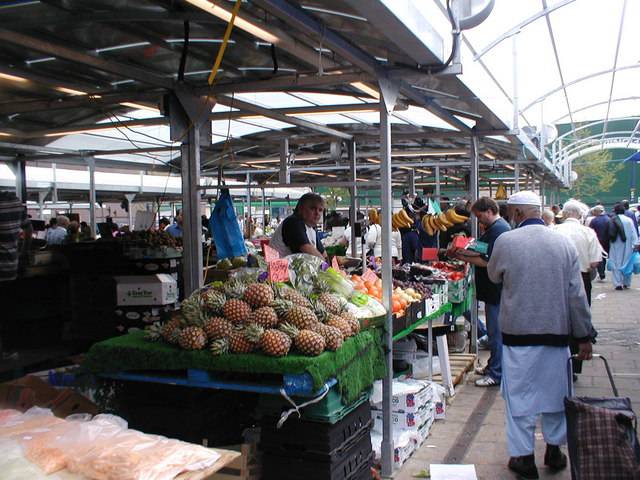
[615,286,623,291]
[508,455,539,479]
[544,444,567,471]
[623,285,630,289]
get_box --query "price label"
[362,267,378,283]
[268,258,289,282]
[452,236,472,249]
[263,244,280,263]
[421,248,439,261]
[331,255,340,271]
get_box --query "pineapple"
[178,326,207,350]
[340,311,361,335]
[280,323,325,356]
[261,329,292,357]
[318,292,341,315]
[243,283,275,309]
[310,298,330,322]
[203,317,233,341]
[201,289,226,316]
[223,299,252,324]
[210,338,229,356]
[180,294,206,326]
[325,314,352,338]
[228,327,257,353]
[248,306,279,328]
[313,277,332,294]
[161,317,183,344]
[271,298,294,319]
[311,323,343,351]
[144,322,164,342]
[224,278,247,299]
[275,284,311,308]
[283,305,318,330]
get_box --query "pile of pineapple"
[145,279,361,357]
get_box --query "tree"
[324,187,350,210]
[568,129,623,202]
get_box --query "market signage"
[268,258,289,282]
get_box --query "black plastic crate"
[262,427,373,480]
[261,399,371,454]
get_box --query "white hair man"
[487,191,593,479]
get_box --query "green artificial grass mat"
[84,329,385,404]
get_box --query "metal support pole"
[631,161,637,202]
[435,165,441,249]
[246,173,251,237]
[470,135,480,355]
[380,94,395,479]
[408,169,416,197]
[261,188,266,230]
[52,163,58,203]
[181,126,203,296]
[514,164,520,192]
[279,138,290,184]
[125,194,136,229]
[512,32,519,131]
[348,141,358,257]
[15,155,27,203]
[38,191,47,219]
[87,156,96,237]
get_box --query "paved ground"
[394,279,640,480]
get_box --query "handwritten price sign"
[331,255,340,271]
[268,258,289,282]
[362,267,378,283]
[263,244,280,263]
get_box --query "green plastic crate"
[258,386,370,424]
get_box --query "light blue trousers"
[612,269,632,288]
[504,397,567,457]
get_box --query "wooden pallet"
[208,442,261,480]
[431,353,477,386]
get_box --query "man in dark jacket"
[622,200,639,235]
[588,205,610,280]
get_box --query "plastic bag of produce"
[318,268,369,306]
[20,414,92,474]
[287,253,325,295]
[0,407,64,439]
[210,189,247,260]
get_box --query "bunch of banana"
[392,209,414,230]
[445,209,469,225]
[368,208,380,225]
[495,183,508,200]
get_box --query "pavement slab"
[392,279,640,479]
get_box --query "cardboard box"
[114,274,177,306]
[372,405,433,432]
[371,378,434,414]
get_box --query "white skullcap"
[507,190,541,206]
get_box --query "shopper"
[270,193,327,260]
[165,210,183,238]
[555,200,601,304]
[454,197,510,387]
[487,191,593,479]
[159,217,170,231]
[622,199,639,236]
[66,220,81,243]
[79,221,93,241]
[365,216,382,258]
[608,203,638,290]
[45,215,69,245]
[541,210,555,226]
[588,205,610,280]
[399,210,419,264]
[391,228,402,265]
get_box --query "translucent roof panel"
[235,92,313,108]
[394,106,457,131]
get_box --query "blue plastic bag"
[621,251,640,276]
[210,189,247,260]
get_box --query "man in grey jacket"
[488,191,593,479]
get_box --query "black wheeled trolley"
[565,354,640,479]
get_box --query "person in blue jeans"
[453,197,511,387]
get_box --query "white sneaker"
[475,375,499,387]
[474,365,486,375]
[478,335,490,350]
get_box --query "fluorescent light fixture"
[299,170,325,176]
[301,5,368,21]
[504,164,515,171]
[242,163,267,169]
[167,38,234,44]
[445,174,463,181]
[25,57,56,65]
[95,42,150,54]
[240,159,280,164]
[416,168,431,175]
[350,82,379,100]
[391,149,467,157]
[56,86,88,96]
[111,79,136,86]
[398,166,412,171]
[120,102,161,114]
[0,72,28,83]
[366,157,380,164]
[286,108,376,117]
[294,155,321,161]
[484,152,496,160]
[0,132,12,137]
[238,67,296,73]
[185,0,280,44]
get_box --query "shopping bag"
[210,189,247,260]
[633,252,640,275]
[621,252,640,276]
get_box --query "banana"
[433,215,447,232]
[438,212,454,228]
[398,209,413,225]
[427,215,437,233]
[447,209,469,224]
[423,215,435,236]
[391,214,400,230]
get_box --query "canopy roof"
[1,0,633,202]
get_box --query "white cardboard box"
[372,405,433,432]
[114,274,178,306]
[371,378,434,414]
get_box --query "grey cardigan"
[487,224,593,346]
